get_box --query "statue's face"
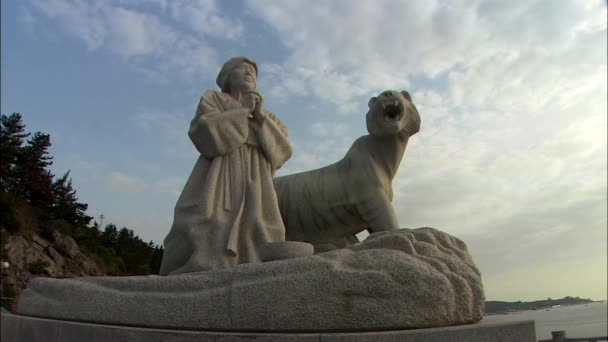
[228,62,257,92]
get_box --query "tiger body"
[273,90,421,249]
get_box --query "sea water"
[484,301,607,341]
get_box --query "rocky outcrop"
[2,232,104,301]
[61,236,80,257]
[18,228,484,331]
[47,247,64,268]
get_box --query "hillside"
[0,113,163,311]
[1,196,163,313]
[1,228,105,307]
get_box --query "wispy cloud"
[28,0,107,50]
[18,5,37,28]
[166,0,244,40]
[104,7,178,59]
[131,111,194,159]
[24,0,247,82]
[106,171,147,192]
[154,177,185,198]
[246,0,606,113]
[393,98,607,276]
[310,121,349,137]
[277,118,357,176]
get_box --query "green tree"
[150,245,164,274]
[102,224,119,246]
[52,171,92,226]
[0,113,30,193]
[21,132,54,207]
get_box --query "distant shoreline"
[484,296,601,315]
[484,301,604,316]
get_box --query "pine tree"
[150,245,164,274]
[18,132,54,207]
[51,171,92,226]
[102,224,119,246]
[0,113,30,193]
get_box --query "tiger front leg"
[356,190,400,233]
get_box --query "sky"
[1,0,606,302]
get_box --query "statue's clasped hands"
[242,91,266,122]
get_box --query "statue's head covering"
[216,56,258,92]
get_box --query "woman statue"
[159,57,293,275]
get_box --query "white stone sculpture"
[274,90,421,250]
[16,83,487,334]
[159,57,299,275]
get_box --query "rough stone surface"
[47,247,65,268]
[31,234,50,248]
[62,236,80,257]
[6,234,58,277]
[259,241,314,262]
[51,230,63,243]
[1,314,536,342]
[18,228,484,331]
[2,232,104,310]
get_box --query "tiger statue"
[273,90,421,252]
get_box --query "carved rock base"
[1,314,536,342]
[17,228,485,332]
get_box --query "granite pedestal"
[17,229,485,331]
[1,313,536,342]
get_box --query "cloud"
[54,155,107,184]
[18,5,37,28]
[24,0,244,82]
[27,0,106,50]
[106,171,147,192]
[246,0,606,112]
[392,99,607,276]
[134,111,184,131]
[154,177,185,198]
[167,0,244,40]
[278,118,359,176]
[310,121,349,137]
[104,7,178,59]
[131,111,194,159]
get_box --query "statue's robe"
[159,90,292,275]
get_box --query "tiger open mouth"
[383,101,402,122]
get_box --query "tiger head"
[366,90,421,137]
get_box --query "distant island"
[485,296,597,314]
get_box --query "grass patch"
[28,259,50,275]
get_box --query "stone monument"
[3,57,536,342]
